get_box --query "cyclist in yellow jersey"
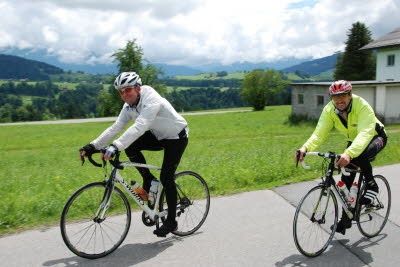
[296,80,387,235]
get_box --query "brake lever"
[300,160,311,170]
[295,150,300,167]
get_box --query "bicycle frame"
[303,152,363,220]
[96,161,167,222]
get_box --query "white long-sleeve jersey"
[91,85,188,150]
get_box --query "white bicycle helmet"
[114,72,142,90]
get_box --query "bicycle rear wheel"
[293,185,338,257]
[356,174,391,238]
[60,182,131,259]
[159,171,210,236]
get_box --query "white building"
[291,27,400,123]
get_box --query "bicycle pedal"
[142,211,155,227]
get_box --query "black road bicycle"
[293,151,391,257]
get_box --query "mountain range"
[0,54,63,80]
[0,48,338,78]
[281,53,338,75]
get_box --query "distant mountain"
[0,47,117,75]
[2,47,312,76]
[195,58,309,73]
[282,53,339,76]
[154,63,202,77]
[1,47,337,78]
[0,54,63,80]
[155,58,310,77]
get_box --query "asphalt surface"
[0,164,398,267]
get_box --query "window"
[298,94,304,104]
[387,55,395,66]
[317,95,324,106]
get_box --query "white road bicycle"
[293,151,391,257]
[60,150,210,259]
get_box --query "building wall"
[291,85,329,119]
[376,48,400,81]
[352,86,375,108]
[385,85,400,123]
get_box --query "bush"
[286,113,317,125]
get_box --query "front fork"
[311,186,331,224]
[94,179,115,221]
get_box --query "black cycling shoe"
[153,220,177,237]
[360,181,379,205]
[331,215,352,235]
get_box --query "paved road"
[0,164,398,266]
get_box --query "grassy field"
[0,106,399,235]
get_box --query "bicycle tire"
[356,174,391,238]
[159,171,210,236]
[60,182,131,259]
[293,185,338,257]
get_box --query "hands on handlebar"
[79,145,121,168]
[295,148,306,167]
[295,150,353,176]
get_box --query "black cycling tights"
[341,135,387,189]
[125,131,188,223]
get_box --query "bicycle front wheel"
[159,171,210,236]
[60,182,131,259]
[356,174,391,238]
[293,185,338,257]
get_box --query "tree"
[112,39,144,73]
[216,71,228,77]
[241,69,288,111]
[334,22,375,80]
[112,39,165,94]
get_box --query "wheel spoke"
[356,175,391,238]
[159,171,210,236]
[293,186,337,257]
[61,182,131,259]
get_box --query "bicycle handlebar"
[296,151,352,176]
[80,149,123,169]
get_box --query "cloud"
[0,0,398,66]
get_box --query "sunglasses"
[119,87,135,94]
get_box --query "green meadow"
[0,105,399,235]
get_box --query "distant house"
[291,27,400,123]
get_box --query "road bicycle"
[293,151,391,257]
[60,150,210,259]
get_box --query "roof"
[360,27,400,50]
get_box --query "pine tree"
[334,22,375,81]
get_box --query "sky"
[0,0,399,67]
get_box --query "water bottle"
[130,181,148,201]
[337,180,350,202]
[348,182,358,208]
[148,180,160,205]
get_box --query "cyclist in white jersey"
[80,72,189,237]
